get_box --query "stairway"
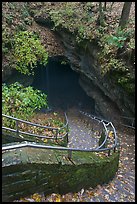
[67,108,99,149]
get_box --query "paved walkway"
[65,108,135,202]
[67,108,99,150]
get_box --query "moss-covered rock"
[2,147,119,202]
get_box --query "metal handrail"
[3,114,59,130]
[2,113,69,140]
[79,111,118,151]
[2,112,119,158]
[120,116,135,119]
[120,115,135,129]
[2,127,68,139]
[2,141,118,153]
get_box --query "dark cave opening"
[32,58,95,113]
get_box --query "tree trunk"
[119,2,132,29]
[103,2,107,11]
[97,2,105,26]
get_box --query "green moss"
[3,147,119,201]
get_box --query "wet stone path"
[65,108,135,202]
[67,108,99,150]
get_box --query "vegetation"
[26,2,134,94]
[98,25,135,93]
[119,2,132,29]
[2,2,135,93]
[2,3,134,202]
[2,82,67,145]
[16,111,68,145]
[13,31,48,75]
[2,2,48,76]
[2,82,48,127]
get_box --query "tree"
[97,2,106,26]
[119,2,132,29]
[103,2,107,11]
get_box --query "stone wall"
[2,147,119,202]
[51,29,134,120]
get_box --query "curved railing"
[79,111,118,154]
[2,113,69,142]
[120,116,135,129]
[2,111,119,159]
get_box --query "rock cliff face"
[2,2,135,121]
[33,16,135,121]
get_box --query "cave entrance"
[32,57,95,113]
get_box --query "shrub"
[13,31,48,75]
[2,82,48,128]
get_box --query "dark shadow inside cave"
[32,57,95,113]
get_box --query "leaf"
[43,139,48,143]
[80,188,84,196]
[55,196,61,202]
[117,174,123,178]
[108,131,114,137]
[31,193,42,202]
[87,191,95,197]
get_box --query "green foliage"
[104,28,133,49]
[49,3,96,40]
[2,82,48,128]
[48,2,134,94]
[98,26,135,82]
[106,35,126,48]
[77,25,86,39]
[65,6,74,17]
[117,74,135,93]
[3,2,135,97]
[61,61,67,65]
[127,38,135,49]
[50,10,63,29]
[100,58,125,75]
[13,31,48,75]
[2,2,33,55]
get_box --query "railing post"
[114,147,116,153]
[55,129,58,142]
[91,119,93,131]
[132,118,134,127]
[66,124,69,143]
[66,133,68,143]
[16,120,19,137]
[68,150,72,159]
[108,149,110,156]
